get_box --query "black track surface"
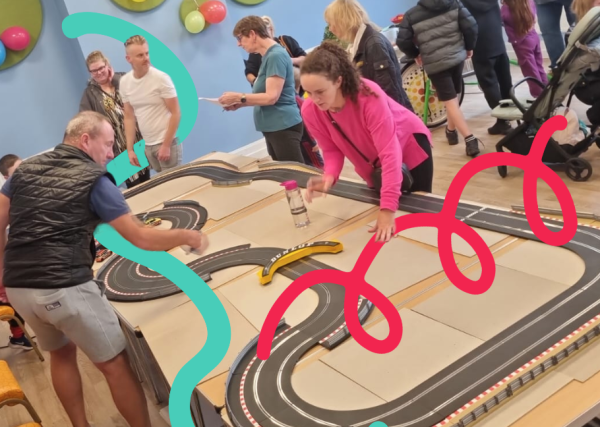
[99,163,600,427]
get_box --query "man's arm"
[108,214,198,252]
[0,193,10,302]
[123,102,137,152]
[161,97,181,149]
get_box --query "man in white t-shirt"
[121,35,182,173]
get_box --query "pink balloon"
[1,26,31,51]
[199,1,227,24]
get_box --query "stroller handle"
[510,77,546,115]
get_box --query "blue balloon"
[0,41,6,66]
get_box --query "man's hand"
[157,144,171,162]
[128,150,140,167]
[415,55,423,67]
[368,209,396,243]
[467,50,473,59]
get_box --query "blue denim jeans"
[537,0,576,68]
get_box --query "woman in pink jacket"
[301,41,433,243]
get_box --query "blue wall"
[0,0,88,160]
[2,0,411,163]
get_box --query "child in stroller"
[492,6,600,182]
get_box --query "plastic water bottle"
[281,180,310,228]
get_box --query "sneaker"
[488,119,512,135]
[465,136,481,157]
[9,335,33,351]
[446,127,459,145]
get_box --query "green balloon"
[185,10,206,33]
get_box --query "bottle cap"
[280,180,298,190]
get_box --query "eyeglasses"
[89,65,106,74]
[235,34,244,42]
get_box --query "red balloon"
[0,26,31,51]
[199,1,227,24]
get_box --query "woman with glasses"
[243,16,306,88]
[219,16,306,164]
[79,50,150,188]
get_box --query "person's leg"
[495,53,513,101]
[95,350,151,427]
[6,287,88,426]
[262,133,277,160]
[428,66,460,145]
[50,341,90,427]
[473,56,502,110]
[0,301,32,349]
[517,39,546,97]
[263,123,305,163]
[144,144,162,173]
[562,0,576,26]
[537,1,567,68]
[408,133,434,192]
[60,281,150,427]
[158,138,183,172]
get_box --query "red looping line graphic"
[257,115,577,360]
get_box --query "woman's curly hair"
[300,40,376,103]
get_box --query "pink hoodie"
[302,78,431,211]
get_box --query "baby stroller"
[492,6,600,182]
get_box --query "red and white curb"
[319,298,365,344]
[434,314,600,426]
[239,327,291,427]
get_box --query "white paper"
[198,97,237,108]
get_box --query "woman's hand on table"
[369,209,396,243]
[305,175,334,203]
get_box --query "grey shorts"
[5,280,126,363]
[145,137,183,173]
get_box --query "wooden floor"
[2,62,599,427]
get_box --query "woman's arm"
[364,38,403,103]
[363,95,404,212]
[220,54,290,106]
[303,106,344,182]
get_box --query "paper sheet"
[198,97,237,108]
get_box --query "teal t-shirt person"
[252,44,302,133]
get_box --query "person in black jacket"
[244,16,306,87]
[397,0,483,157]
[462,0,514,135]
[324,0,415,113]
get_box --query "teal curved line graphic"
[62,13,231,427]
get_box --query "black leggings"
[262,122,305,164]
[0,301,24,329]
[408,133,434,193]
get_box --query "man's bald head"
[64,111,115,167]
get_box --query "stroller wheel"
[565,158,593,182]
[498,165,508,178]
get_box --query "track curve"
[102,162,600,426]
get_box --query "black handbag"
[326,111,413,193]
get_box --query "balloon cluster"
[0,26,31,67]
[185,0,227,34]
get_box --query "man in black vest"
[0,111,203,427]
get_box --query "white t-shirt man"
[120,66,177,147]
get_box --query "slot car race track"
[101,161,600,427]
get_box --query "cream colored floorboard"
[320,309,483,402]
[556,338,600,382]
[126,175,210,215]
[312,225,446,297]
[291,360,386,410]
[306,193,376,221]
[495,240,586,286]
[473,372,572,427]
[140,291,258,386]
[412,265,569,341]
[219,273,319,330]
[167,228,263,290]
[226,199,343,248]
[171,181,281,221]
[374,211,508,257]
